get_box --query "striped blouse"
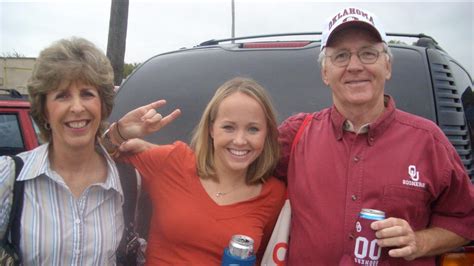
[0,143,124,265]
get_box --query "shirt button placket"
[347,152,362,252]
[72,197,85,263]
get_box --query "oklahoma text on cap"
[321,7,387,50]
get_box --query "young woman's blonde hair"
[27,37,115,142]
[191,77,280,184]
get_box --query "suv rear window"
[111,34,474,182]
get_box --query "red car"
[0,89,40,156]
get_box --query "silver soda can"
[228,235,254,259]
[353,208,386,265]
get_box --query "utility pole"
[107,0,129,86]
[231,0,235,43]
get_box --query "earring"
[44,122,51,130]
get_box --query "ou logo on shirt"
[408,165,420,181]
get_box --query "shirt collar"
[343,120,370,134]
[331,95,397,145]
[17,142,124,198]
[17,143,50,181]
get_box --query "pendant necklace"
[215,191,229,198]
[215,183,245,198]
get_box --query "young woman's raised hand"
[118,100,181,139]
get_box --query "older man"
[277,7,473,265]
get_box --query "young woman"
[105,77,286,264]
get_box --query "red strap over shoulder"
[290,113,314,155]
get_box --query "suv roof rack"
[198,32,440,49]
[0,88,23,98]
[199,32,322,46]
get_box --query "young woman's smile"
[210,92,268,177]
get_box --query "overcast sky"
[1,0,473,76]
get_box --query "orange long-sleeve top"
[126,141,286,265]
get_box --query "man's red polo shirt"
[277,96,474,265]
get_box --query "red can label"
[352,209,386,265]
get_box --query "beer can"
[360,208,385,221]
[353,208,386,265]
[228,235,254,259]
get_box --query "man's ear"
[322,65,330,85]
[385,54,392,80]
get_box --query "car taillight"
[242,41,310,48]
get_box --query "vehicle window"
[462,88,474,144]
[451,62,474,151]
[30,114,44,144]
[0,113,25,155]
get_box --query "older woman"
[0,37,122,265]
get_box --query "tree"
[1,51,26,58]
[123,62,140,78]
[388,40,408,45]
[107,0,129,86]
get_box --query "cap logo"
[329,8,375,31]
[343,16,360,23]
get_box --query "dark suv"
[110,32,474,183]
[0,89,39,156]
[110,32,473,264]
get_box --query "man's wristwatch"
[102,127,119,155]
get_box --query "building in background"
[0,57,35,95]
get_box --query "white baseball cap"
[321,7,387,50]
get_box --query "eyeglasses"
[327,47,386,67]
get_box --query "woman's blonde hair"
[27,37,115,142]
[191,77,280,184]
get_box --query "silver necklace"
[215,191,230,198]
[215,183,245,198]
